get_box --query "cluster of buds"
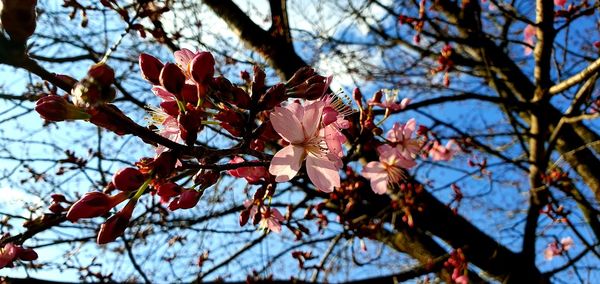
[0,241,38,269]
[431,44,454,87]
[291,250,315,269]
[0,0,37,43]
[541,203,569,224]
[444,249,469,284]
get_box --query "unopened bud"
[193,169,219,189]
[139,53,164,84]
[190,52,215,84]
[239,209,251,226]
[286,67,315,88]
[96,200,135,244]
[177,189,202,209]
[112,167,146,191]
[66,191,126,222]
[260,83,286,109]
[88,63,115,86]
[35,95,90,121]
[160,63,186,96]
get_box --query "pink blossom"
[429,140,457,161]
[174,48,197,76]
[269,101,341,192]
[228,156,268,184]
[368,89,410,111]
[361,145,416,194]
[561,237,574,251]
[387,118,421,159]
[0,243,18,268]
[554,0,566,7]
[523,25,536,55]
[544,237,574,260]
[258,207,285,233]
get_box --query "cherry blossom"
[429,140,458,161]
[258,207,285,233]
[387,118,421,159]
[269,101,341,192]
[544,237,575,260]
[361,144,416,194]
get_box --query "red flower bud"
[372,90,383,104]
[239,209,250,226]
[156,181,181,199]
[260,83,286,109]
[17,248,38,261]
[88,63,115,86]
[112,167,146,191]
[190,52,215,83]
[97,201,135,244]
[177,189,202,209]
[87,105,134,135]
[50,193,67,203]
[139,53,163,84]
[66,191,125,222]
[49,202,65,214]
[193,170,219,189]
[0,0,37,43]
[160,63,186,96]
[35,95,90,121]
[151,151,178,178]
[286,67,315,88]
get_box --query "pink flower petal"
[270,106,305,143]
[403,118,416,139]
[152,86,175,101]
[174,48,197,70]
[361,161,389,194]
[269,145,304,182]
[306,154,340,193]
[302,101,324,138]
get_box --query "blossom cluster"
[31,48,461,249]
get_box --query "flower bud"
[190,52,215,83]
[88,63,115,86]
[97,201,135,244]
[0,0,37,43]
[160,63,186,96]
[371,90,383,104]
[286,67,315,88]
[35,95,90,121]
[239,209,250,226]
[87,105,133,135]
[66,192,122,222]
[193,169,219,189]
[17,247,38,261]
[151,151,178,178]
[50,193,67,203]
[260,83,286,109]
[139,53,163,84]
[156,181,181,199]
[112,167,145,191]
[49,202,65,214]
[177,189,202,209]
